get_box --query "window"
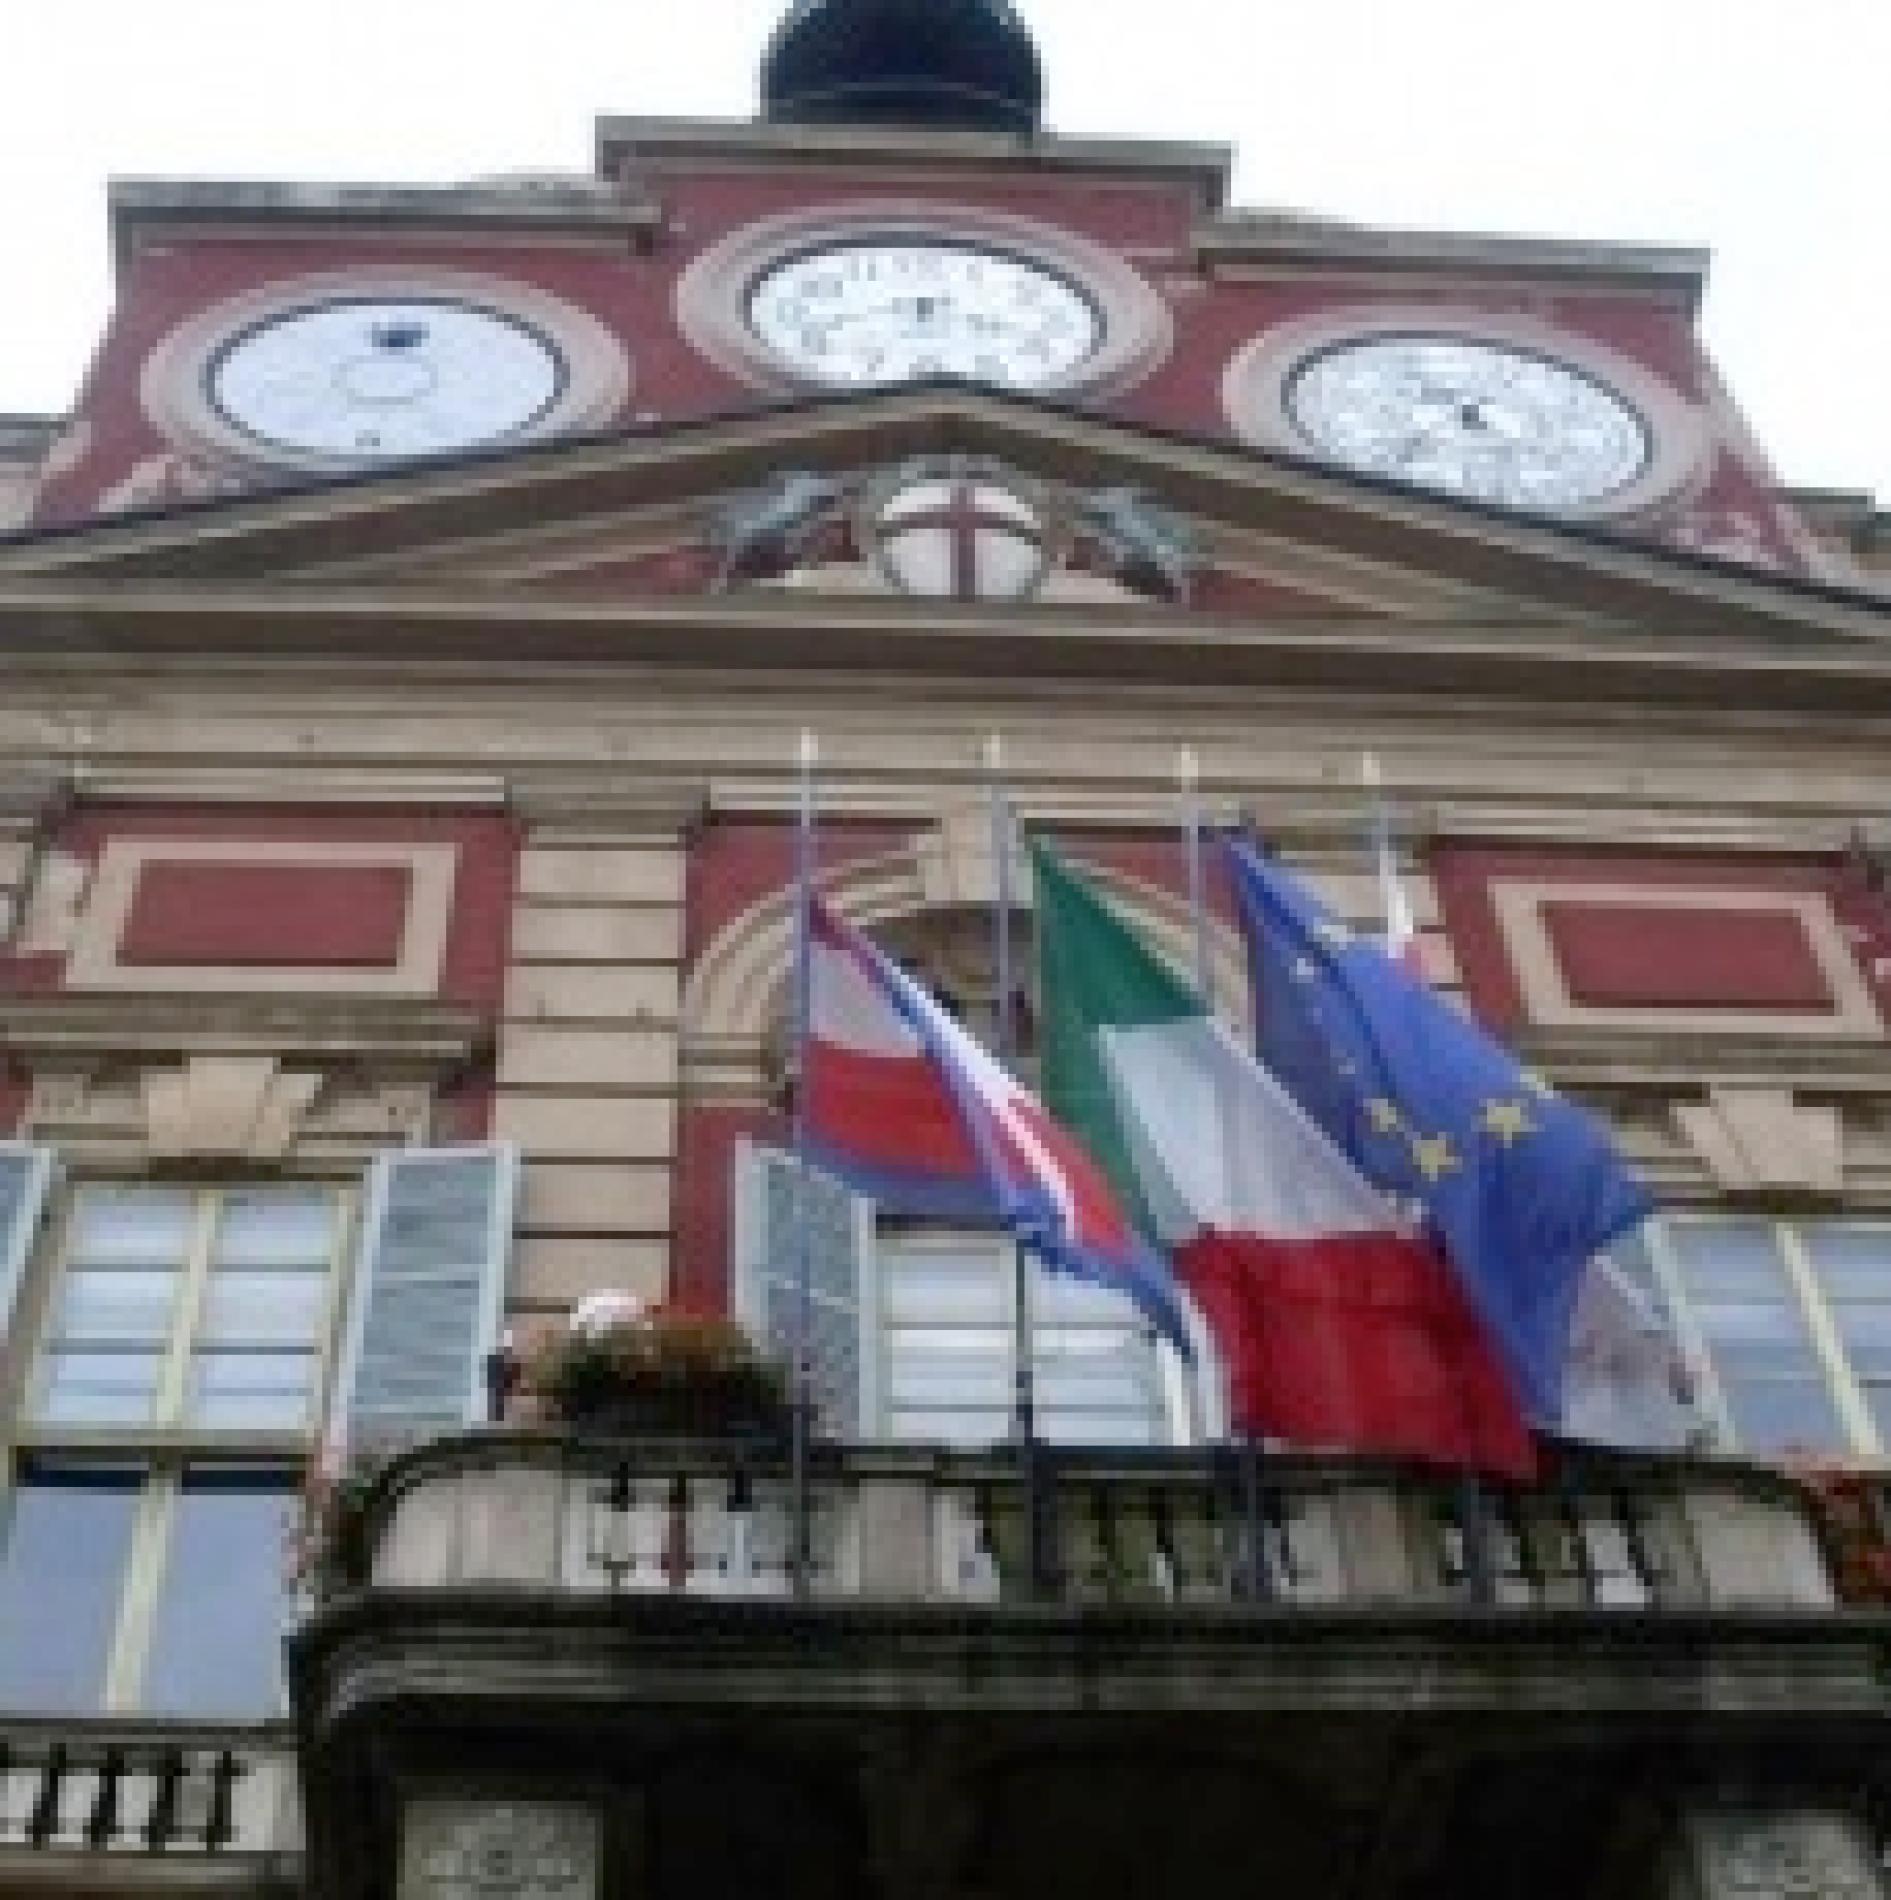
[735,1145,1186,1448]
[1630,1215,1891,1457]
[878,1229,1175,1447]
[0,1181,349,1718]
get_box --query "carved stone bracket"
[1675,1087,1844,1197]
[1677,1809,1884,1900]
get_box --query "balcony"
[0,1721,299,1890]
[289,1431,1891,1900]
[336,1431,1838,1613]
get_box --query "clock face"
[206,299,566,460]
[745,241,1103,390]
[1285,334,1652,509]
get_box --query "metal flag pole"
[986,733,1050,1592]
[1189,752,1274,1599]
[1360,751,1497,1604]
[789,727,818,1594]
[1179,746,1213,1012]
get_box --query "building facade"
[1,2,1890,1893]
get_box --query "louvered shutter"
[330,1143,519,1453]
[733,1141,875,1440]
[0,1142,57,1339]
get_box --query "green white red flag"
[1030,839,1534,1476]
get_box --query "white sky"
[4,0,1886,502]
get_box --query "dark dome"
[762,0,1043,135]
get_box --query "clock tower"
[0,6,1888,1900]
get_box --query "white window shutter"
[330,1142,520,1454]
[0,1141,58,1338]
[733,1140,876,1439]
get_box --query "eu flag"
[1223,836,1653,1425]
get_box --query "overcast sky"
[5,0,1886,501]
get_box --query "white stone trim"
[140,264,632,478]
[673,198,1173,400]
[1219,303,1712,522]
[65,838,459,997]
[1489,879,1882,1037]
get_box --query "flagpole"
[790,727,817,1594]
[1360,751,1498,1604]
[1194,775,1275,1598]
[1179,746,1212,1011]
[987,733,1050,1593]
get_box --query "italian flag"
[1032,840,1533,1476]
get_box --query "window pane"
[68,1190,195,1268]
[1801,1226,1891,1301]
[1827,1301,1891,1377]
[883,1252,1007,1323]
[184,1350,317,1429]
[1666,1220,1795,1299]
[140,1470,293,1717]
[34,1349,164,1426]
[0,1467,139,1712]
[1043,1408,1162,1447]
[52,1266,179,1343]
[1722,1378,1847,1454]
[886,1331,1012,1411]
[213,1191,338,1271]
[1860,1383,1891,1447]
[1689,1297,1823,1379]
[886,1407,1009,1446]
[198,1268,328,1347]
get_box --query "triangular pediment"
[1,383,1886,652]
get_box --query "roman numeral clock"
[675,201,1175,401]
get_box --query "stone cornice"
[1514,1025,1891,1101]
[0,584,1888,719]
[593,114,1233,206]
[0,993,488,1066]
[505,771,711,833]
[108,177,665,275]
[3,386,1882,643]
[1195,215,1708,309]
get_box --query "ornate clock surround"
[1220,303,1712,521]
[673,198,1173,399]
[139,264,633,477]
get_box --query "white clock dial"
[1285,334,1652,509]
[206,299,566,460]
[746,241,1103,390]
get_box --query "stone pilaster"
[494,781,703,1321]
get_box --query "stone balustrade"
[348,1430,1836,1613]
[0,1722,299,1877]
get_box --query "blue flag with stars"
[1223,836,1653,1426]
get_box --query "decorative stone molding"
[400,1800,599,1900]
[140,1055,324,1163]
[681,831,1243,1075]
[1491,881,1882,1041]
[0,992,485,1065]
[26,1059,432,1166]
[1674,1088,1843,1197]
[1679,1810,1882,1900]
[65,838,459,997]
[505,774,709,835]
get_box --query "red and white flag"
[800,896,1192,1352]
